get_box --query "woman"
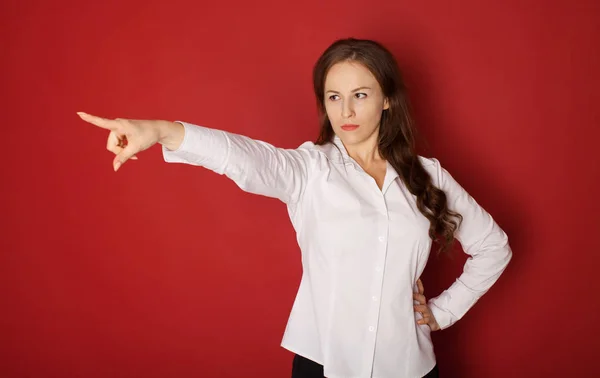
[78,38,512,378]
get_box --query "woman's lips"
[341,124,359,131]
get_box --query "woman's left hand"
[413,278,440,331]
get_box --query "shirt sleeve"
[426,157,513,330]
[161,121,314,204]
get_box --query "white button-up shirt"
[163,122,512,378]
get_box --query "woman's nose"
[342,100,355,118]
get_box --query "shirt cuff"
[427,279,480,330]
[161,121,230,174]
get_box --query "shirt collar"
[331,135,400,188]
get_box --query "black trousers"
[292,354,439,378]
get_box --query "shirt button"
[369,326,375,332]
[378,236,385,242]
[372,296,378,301]
[375,266,382,272]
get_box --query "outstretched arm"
[79,113,312,204]
[162,121,313,204]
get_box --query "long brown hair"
[313,38,462,255]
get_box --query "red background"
[2,0,599,377]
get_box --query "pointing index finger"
[77,112,118,131]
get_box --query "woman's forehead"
[325,62,379,91]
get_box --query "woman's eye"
[328,93,366,101]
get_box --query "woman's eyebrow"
[325,86,372,94]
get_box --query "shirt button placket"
[364,219,389,377]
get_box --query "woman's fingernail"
[114,161,121,171]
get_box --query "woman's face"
[324,61,389,148]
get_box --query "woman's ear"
[383,98,390,110]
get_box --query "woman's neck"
[344,131,385,168]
